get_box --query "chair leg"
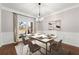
[50,47,51,54]
[29,52,32,55]
[50,42,52,54]
[39,49,45,55]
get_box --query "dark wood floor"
[62,43,79,55]
[0,42,79,55]
[0,43,17,55]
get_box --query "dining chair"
[28,40,41,54]
[50,40,63,54]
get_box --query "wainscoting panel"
[0,32,14,46]
[39,31,79,47]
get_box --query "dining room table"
[28,34,57,54]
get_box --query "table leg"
[50,43,51,54]
[46,43,47,55]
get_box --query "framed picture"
[48,21,54,30]
[54,20,61,31]
[48,20,61,31]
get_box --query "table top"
[30,36,57,44]
[26,33,57,43]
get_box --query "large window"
[13,13,35,42]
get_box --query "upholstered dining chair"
[28,40,41,54]
[50,40,63,54]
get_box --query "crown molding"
[43,4,79,18]
[1,4,79,19]
[1,6,36,18]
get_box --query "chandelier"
[36,3,44,22]
[36,3,41,22]
[38,3,41,18]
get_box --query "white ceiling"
[1,3,79,18]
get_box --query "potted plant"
[19,34,26,45]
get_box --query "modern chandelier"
[38,3,41,18]
[36,3,41,22]
[37,3,43,22]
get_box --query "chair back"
[58,40,62,46]
[56,40,62,51]
[28,40,33,48]
[22,38,26,45]
[51,40,62,52]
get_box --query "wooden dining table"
[29,35,57,54]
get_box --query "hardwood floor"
[62,43,79,55]
[0,43,17,55]
[0,42,79,55]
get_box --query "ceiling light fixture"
[36,3,41,22]
[36,3,44,22]
[38,3,41,18]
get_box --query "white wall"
[55,31,79,47]
[1,32,14,45]
[40,7,79,47]
[0,8,2,46]
[59,7,79,32]
[0,9,36,46]
[0,4,2,47]
[0,10,14,46]
[0,5,1,32]
[41,7,79,32]
[1,9,13,32]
